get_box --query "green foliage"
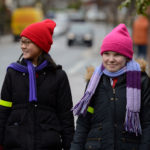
[119,0,150,15]
[119,0,132,8]
[67,0,82,10]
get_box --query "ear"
[135,58,147,72]
[85,66,95,81]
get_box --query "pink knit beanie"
[100,23,133,59]
[21,19,56,53]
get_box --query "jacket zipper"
[33,103,38,150]
[113,88,117,150]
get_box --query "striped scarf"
[72,60,142,135]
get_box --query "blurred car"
[11,7,44,41]
[53,12,70,37]
[46,10,56,19]
[86,10,106,22]
[69,11,85,22]
[67,23,94,47]
[86,5,106,22]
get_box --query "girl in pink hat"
[71,24,150,150]
[0,19,74,150]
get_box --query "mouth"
[23,50,29,54]
[108,64,116,67]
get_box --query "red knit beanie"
[100,23,133,59]
[20,19,56,53]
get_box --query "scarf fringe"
[125,109,142,136]
[72,91,92,116]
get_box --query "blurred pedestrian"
[0,19,74,150]
[71,24,150,150]
[132,15,149,59]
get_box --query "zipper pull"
[113,88,115,94]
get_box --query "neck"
[32,56,39,66]
[32,60,37,66]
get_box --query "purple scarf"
[72,60,142,135]
[7,60,48,102]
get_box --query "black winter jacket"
[0,61,74,150]
[70,72,150,150]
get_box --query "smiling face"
[20,37,42,65]
[102,51,127,72]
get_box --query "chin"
[108,68,117,72]
[23,55,31,59]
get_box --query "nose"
[21,43,27,49]
[109,55,115,62]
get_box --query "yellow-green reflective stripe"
[0,99,12,107]
[87,106,94,114]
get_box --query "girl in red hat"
[0,19,74,150]
[71,24,150,150]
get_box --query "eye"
[103,52,109,55]
[114,53,122,56]
[20,40,32,46]
[26,41,31,44]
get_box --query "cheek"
[119,59,126,68]
[102,58,106,65]
[102,57,108,65]
[102,61,107,69]
[102,56,107,63]
[28,48,37,55]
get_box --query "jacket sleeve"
[70,113,91,150]
[139,72,150,150]
[70,80,92,150]
[56,70,74,150]
[0,70,12,145]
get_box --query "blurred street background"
[0,0,149,106]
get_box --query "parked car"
[53,12,70,37]
[67,23,94,47]
[69,11,85,22]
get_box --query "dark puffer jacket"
[0,61,74,150]
[70,72,150,150]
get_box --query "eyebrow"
[20,39,31,42]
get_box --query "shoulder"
[57,68,68,79]
[141,71,150,83]
[53,65,68,80]
[7,65,18,75]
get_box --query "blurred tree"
[120,0,150,75]
[110,0,122,26]
[96,0,135,26]
[39,0,53,15]
[68,0,82,10]
[0,0,11,34]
